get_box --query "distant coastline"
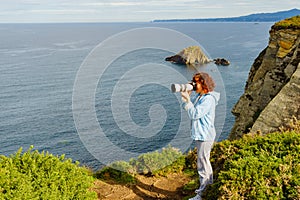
[152,8,300,22]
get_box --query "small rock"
[213,58,230,66]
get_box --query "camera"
[171,82,196,93]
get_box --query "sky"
[1,0,299,23]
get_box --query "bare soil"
[92,173,194,200]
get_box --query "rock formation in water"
[230,16,300,139]
[213,58,230,66]
[165,46,211,65]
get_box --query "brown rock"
[213,58,230,66]
[251,64,300,133]
[165,46,210,65]
[230,19,300,139]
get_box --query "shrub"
[94,161,136,184]
[280,116,300,132]
[131,146,185,176]
[0,146,97,200]
[205,130,300,199]
[95,145,186,183]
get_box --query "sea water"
[0,22,273,169]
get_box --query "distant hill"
[153,8,300,22]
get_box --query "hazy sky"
[1,0,299,23]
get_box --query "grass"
[273,15,300,29]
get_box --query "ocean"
[0,22,273,169]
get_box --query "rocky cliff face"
[230,17,300,139]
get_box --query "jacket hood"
[209,91,220,105]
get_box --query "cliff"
[230,16,300,139]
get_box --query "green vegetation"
[96,118,300,199]
[0,146,97,200]
[209,131,300,199]
[1,119,299,199]
[129,145,185,176]
[204,118,300,199]
[95,145,186,183]
[95,161,136,184]
[273,15,300,29]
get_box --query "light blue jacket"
[182,91,220,141]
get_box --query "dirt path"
[92,173,194,200]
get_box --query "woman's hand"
[181,91,191,103]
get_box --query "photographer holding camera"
[180,72,219,200]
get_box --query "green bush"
[205,131,300,199]
[0,146,97,200]
[94,161,136,184]
[131,146,185,176]
[96,145,186,183]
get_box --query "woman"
[181,72,219,200]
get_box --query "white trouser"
[195,140,214,194]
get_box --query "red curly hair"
[192,72,215,94]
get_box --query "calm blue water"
[0,22,273,169]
